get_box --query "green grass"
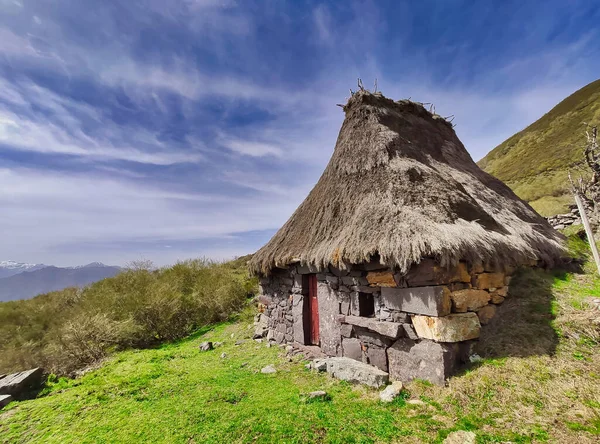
[478,78,600,216]
[2,262,600,443]
[0,256,256,376]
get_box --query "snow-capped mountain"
[0,261,47,279]
[0,262,122,302]
[66,262,110,269]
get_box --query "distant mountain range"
[0,261,122,302]
[0,261,48,279]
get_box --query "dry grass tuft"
[405,265,600,442]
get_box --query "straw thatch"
[249,90,564,275]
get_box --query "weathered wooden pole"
[574,192,600,275]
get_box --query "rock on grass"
[379,381,404,402]
[443,430,476,444]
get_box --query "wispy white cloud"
[0,167,299,265]
[220,137,284,158]
[0,79,204,165]
[313,5,333,45]
[0,111,203,165]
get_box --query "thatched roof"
[249,90,564,275]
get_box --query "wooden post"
[574,193,600,275]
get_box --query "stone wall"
[256,259,516,385]
[546,204,581,230]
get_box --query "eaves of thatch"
[249,90,564,275]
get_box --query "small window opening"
[358,292,375,317]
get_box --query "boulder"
[343,315,403,338]
[412,313,481,342]
[443,430,476,444]
[473,272,505,290]
[308,390,328,399]
[324,357,389,388]
[380,286,451,317]
[311,359,328,372]
[379,381,404,402]
[476,305,497,325]
[0,368,44,397]
[0,394,13,409]
[199,341,213,351]
[450,289,490,312]
[387,338,458,385]
[366,271,397,287]
[261,365,277,374]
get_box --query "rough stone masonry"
[255,258,521,385]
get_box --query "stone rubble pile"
[546,204,581,230]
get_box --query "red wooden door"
[308,274,319,345]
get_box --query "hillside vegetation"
[478,79,600,216]
[0,256,256,376]
[1,238,600,443]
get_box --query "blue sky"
[1,0,599,267]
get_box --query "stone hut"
[249,90,564,385]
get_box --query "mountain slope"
[0,264,122,302]
[478,79,600,216]
[0,261,47,279]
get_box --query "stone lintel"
[342,315,403,339]
[380,286,451,317]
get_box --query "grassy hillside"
[478,79,600,216]
[0,256,256,376]
[1,244,599,443]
